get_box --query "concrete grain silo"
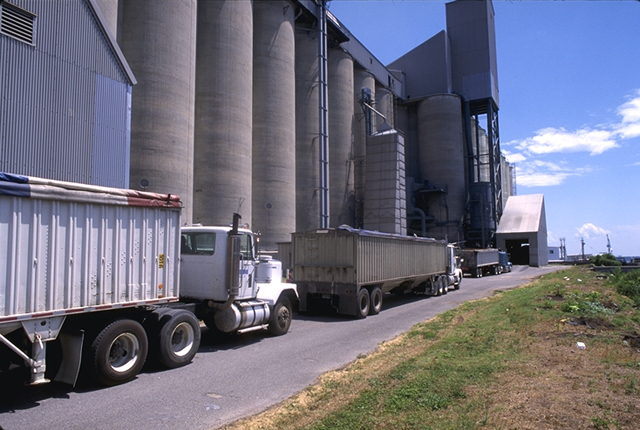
[252,0,296,250]
[119,0,197,222]
[353,69,376,228]
[328,47,355,227]
[94,0,118,36]
[294,21,319,233]
[417,94,466,242]
[193,0,253,225]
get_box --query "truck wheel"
[437,277,445,296]
[369,287,383,315]
[91,319,148,386]
[476,268,483,278]
[356,288,370,319]
[441,277,448,295]
[157,309,201,369]
[268,297,293,336]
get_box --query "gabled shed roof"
[496,194,544,234]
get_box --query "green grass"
[224,266,640,430]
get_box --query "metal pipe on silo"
[375,85,394,130]
[193,0,253,226]
[119,0,197,223]
[252,0,296,250]
[328,48,355,227]
[353,69,375,228]
[417,94,466,242]
[294,22,319,233]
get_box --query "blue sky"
[328,0,640,257]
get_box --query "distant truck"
[460,248,511,277]
[292,227,462,318]
[0,173,296,386]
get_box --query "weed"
[560,292,615,318]
[591,416,610,429]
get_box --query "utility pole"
[581,237,586,261]
[606,234,612,255]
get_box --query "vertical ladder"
[318,0,330,228]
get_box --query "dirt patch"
[479,330,640,429]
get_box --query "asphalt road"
[0,265,564,430]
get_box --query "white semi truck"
[0,173,297,386]
[292,227,462,318]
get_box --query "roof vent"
[0,1,36,45]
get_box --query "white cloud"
[501,149,526,163]
[615,90,640,139]
[576,223,609,239]
[510,89,640,188]
[515,160,589,187]
[618,90,640,123]
[516,127,618,156]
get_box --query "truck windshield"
[181,233,215,255]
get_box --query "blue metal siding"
[0,0,131,187]
[93,75,131,188]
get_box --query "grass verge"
[221,266,640,430]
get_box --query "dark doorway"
[505,239,530,265]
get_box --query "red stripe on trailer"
[0,298,180,323]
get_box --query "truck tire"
[268,297,293,336]
[437,277,445,296]
[356,288,370,319]
[369,287,383,315]
[91,319,148,386]
[156,309,201,369]
[441,277,448,295]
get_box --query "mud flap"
[54,330,84,386]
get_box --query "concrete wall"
[328,48,356,227]
[193,0,253,225]
[120,0,197,222]
[252,0,296,250]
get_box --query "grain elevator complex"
[0,0,548,266]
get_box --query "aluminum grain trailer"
[292,227,458,318]
[460,248,502,277]
[0,172,199,386]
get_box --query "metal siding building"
[495,194,548,267]
[0,0,135,187]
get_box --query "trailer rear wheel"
[157,309,200,369]
[268,297,293,336]
[356,288,370,319]
[91,319,148,386]
[369,287,383,315]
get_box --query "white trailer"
[0,173,297,387]
[292,227,461,318]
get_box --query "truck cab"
[180,217,298,336]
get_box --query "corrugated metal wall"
[0,193,181,318]
[0,0,131,187]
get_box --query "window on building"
[0,1,36,45]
